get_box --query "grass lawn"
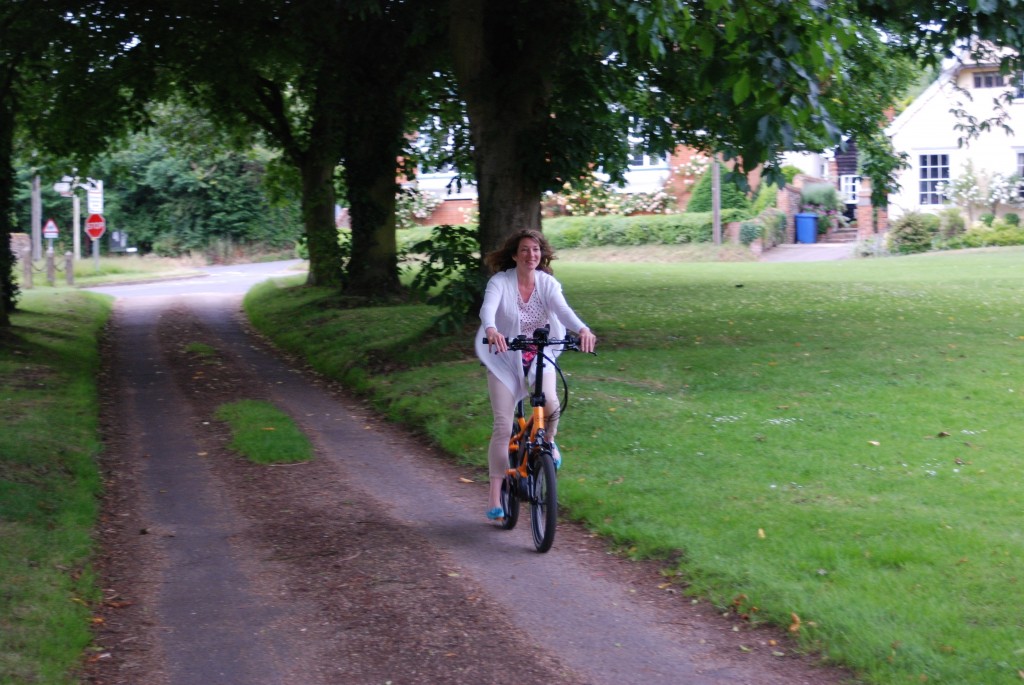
[0,290,112,684]
[245,246,1024,684]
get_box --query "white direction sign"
[87,183,104,214]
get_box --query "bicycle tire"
[529,447,558,553]
[501,422,525,530]
[499,474,520,529]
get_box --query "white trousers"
[486,369,560,478]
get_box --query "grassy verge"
[16,254,205,289]
[215,400,313,464]
[0,290,112,684]
[245,247,1024,684]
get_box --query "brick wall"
[422,199,476,226]
[9,233,30,259]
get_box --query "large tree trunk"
[299,154,345,288]
[0,87,17,327]
[448,0,570,258]
[342,102,402,297]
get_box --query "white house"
[886,45,1024,222]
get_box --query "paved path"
[87,261,855,685]
[759,242,857,262]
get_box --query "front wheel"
[529,448,558,552]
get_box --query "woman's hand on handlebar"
[485,326,508,354]
[577,327,597,354]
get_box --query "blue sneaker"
[551,442,561,471]
[486,506,504,520]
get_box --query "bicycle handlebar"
[482,328,596,355]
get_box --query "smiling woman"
[475,228,596,521]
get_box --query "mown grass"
[245,246,1024,684]
[15,254,204,289]
[215,399,313,464]
[0,290,112,684]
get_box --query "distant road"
[86,259,306,298]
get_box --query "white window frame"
[839,175,859,204]
[973,71,1005,89]
[918,153,950,206]
[1017,151,1024,199]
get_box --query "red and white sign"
[85,213,106,240]
[43,218,59,239]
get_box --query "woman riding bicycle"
[476,228,597,522]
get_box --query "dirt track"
[82,280,857,684]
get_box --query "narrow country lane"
[84,263,855,685]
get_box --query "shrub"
[758,208,787,246]
[686,170,751,213]
[396,188,443,230]
[979,213,995,226]
[889,212,940,254]
[938,207,965,238]
[750,183,779,215]
[409,224,486,333]
[1004,212,1020,226]
[781,165,803,184]
[739,221,762,245]
[543,210,752,249]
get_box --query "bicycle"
[484,325,585,553]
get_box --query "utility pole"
[711,155,722,245]
[31,175,42,259]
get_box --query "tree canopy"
[6,0,1024,327]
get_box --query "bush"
[543,210,752,249]
[739,221,762,245]
[1004,213,1020,226]
[758,208,787,246]
[889,212,940,254]
[979,213,995,227]
[750,183,779,215]
[938,207,965,238]
[686,170,751,213]
[800,182,843,212]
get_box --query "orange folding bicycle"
[488,325,586,552]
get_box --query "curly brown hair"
[483,228,556,275]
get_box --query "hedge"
[542,210,750,249]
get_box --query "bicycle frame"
[504,326,572,479]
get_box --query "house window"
[629,152,662,168]
[1018,152,1024,199]
[918,154,949,205]
[974,71,1005,88]
[839,175,859,204]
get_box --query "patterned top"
[519,289,548,373]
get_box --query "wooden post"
[46,246,55,286]
[21,249,32,289]
[65,252,74,286]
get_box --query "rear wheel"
[499,475,519,529]
[529,446,558,553]
[501,425,525,530]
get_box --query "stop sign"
[85,213,106,240]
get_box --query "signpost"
[42,219,59,285]
[54,176,103,260]
[85,213,105,271]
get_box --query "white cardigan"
[475,268,588,399]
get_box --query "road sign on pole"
[85,213,106,240]
[43,218,59,239]
[87,181,104,214]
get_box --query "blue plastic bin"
[795,213,818,244]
